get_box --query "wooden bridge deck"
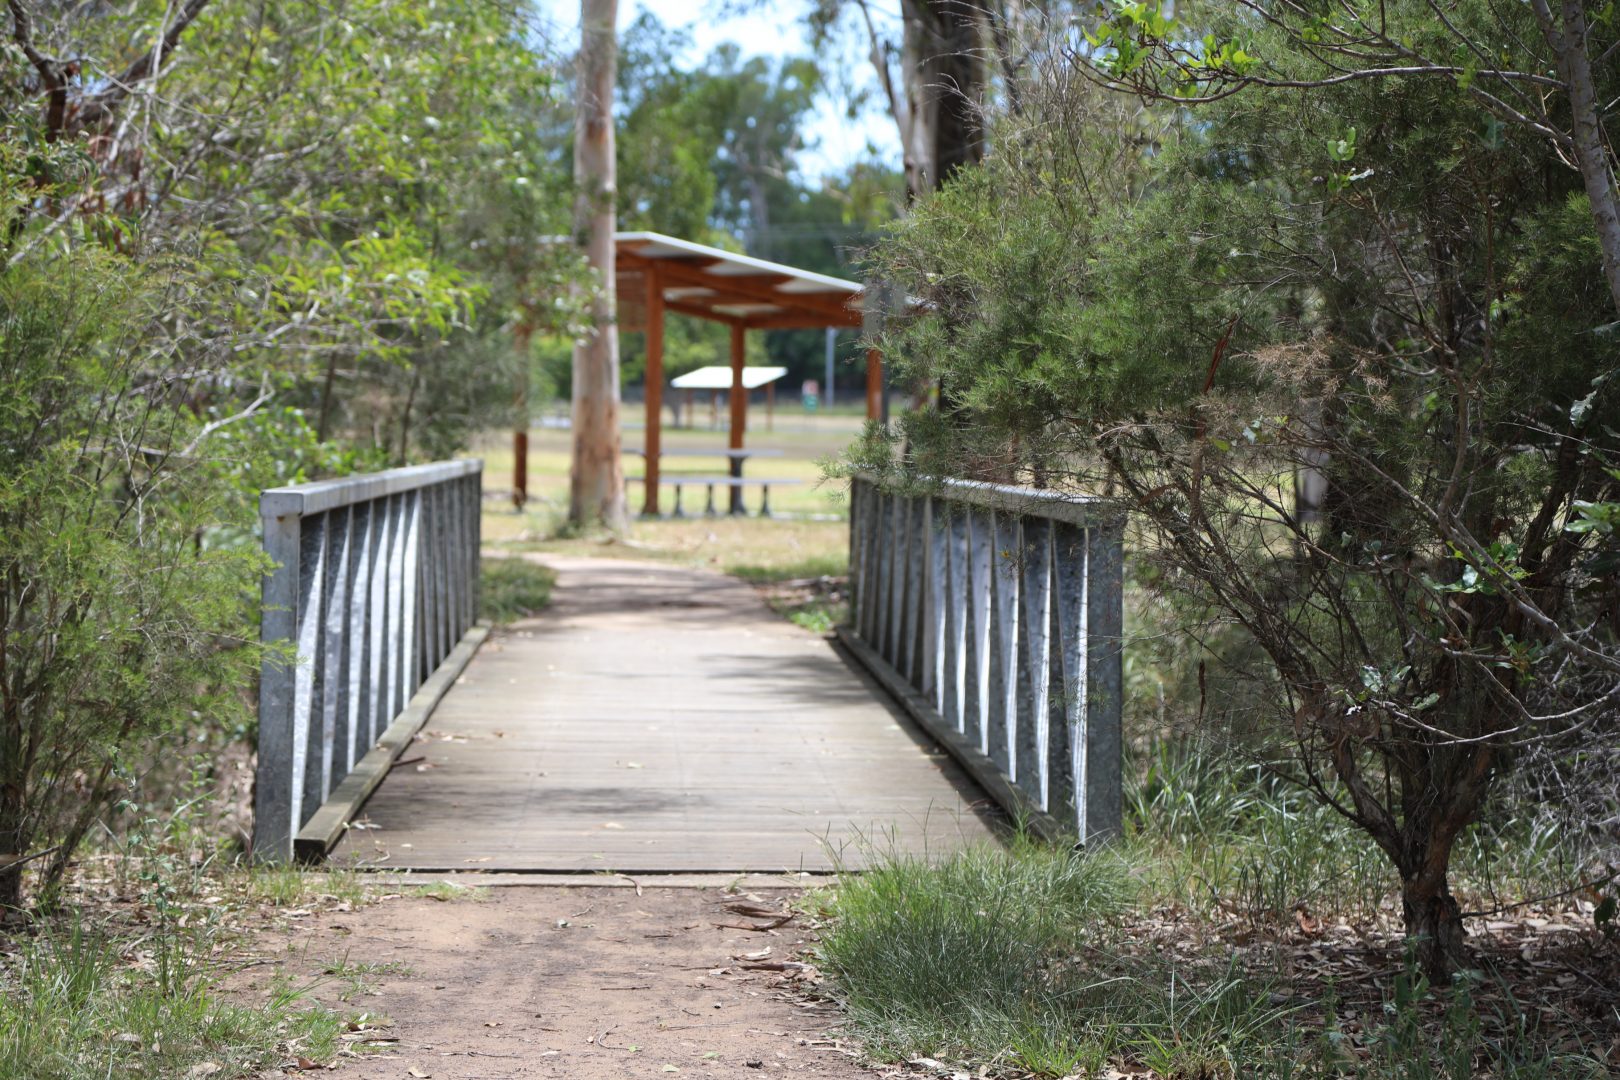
[333,554,999,872]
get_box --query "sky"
[531,0,902,181]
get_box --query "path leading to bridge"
[333,554,998,872]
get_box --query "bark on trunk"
[1401,872,1467,982]
[0,817,23,911]
[893,0,989,200]
[568,0,627,533]
[1538,0,1620,315]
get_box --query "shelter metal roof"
[616,231,865,331]
[671,365,788,391]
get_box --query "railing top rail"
[856,474,1124,529]
[261,459,483,519]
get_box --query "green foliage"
[861,0,1620,975]
[2,0,582,462]
[815,837,1127,1060]
[0,250,267,907]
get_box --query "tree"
[5,0,579,462]
[812,0,996,199]
[0,0,578,906]
[861,1,1620,978]
[1082,0,1620,317]
[569,0,628,531]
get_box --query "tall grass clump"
[480,557,556,624]
[0,918,338,1079]
[815,838,1128,1061]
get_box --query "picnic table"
[630,448,794,515]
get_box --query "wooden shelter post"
[643,266,665,516]
[728,321,747,513]
[866,347,883,421]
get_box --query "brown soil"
[243,882,884,1079]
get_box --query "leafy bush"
[0,253,264,910]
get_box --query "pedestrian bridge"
[251,463,1123,871]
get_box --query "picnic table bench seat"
[621,473,801,517]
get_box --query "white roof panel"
[616,231,862,297]
[670,365,789,390]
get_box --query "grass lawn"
[472,412,863,520]
[470,418,858,586]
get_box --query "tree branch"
[74,0,214,132]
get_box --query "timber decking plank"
[331,554,1000,871]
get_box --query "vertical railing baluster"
[869,490,889,650]
[946,509,969,734]
[434,481,450,663]
[990,513,1020,779]
[886,490,908,666]
[294,513,328,831]
[319,507,352,802]
[848,482,861,625]
[902,494,926,687]
[369,494,392,746]
[1018,518,1053,810]
[1052,522,1089,837]
[470,472,482,628]
[1084,520,1124,842]
[445,480,460,650]
[848,480,863,633]
[967,508,994,755]
[424,484,439,672]
[400,490,422,706]
[460,474,472,632]
[378,494,398,728]
[345,502,372,771]
[922,496,943,701]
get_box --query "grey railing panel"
[844,476,1123,843]
[254,460,484,863]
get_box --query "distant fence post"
[839,476,1124,843]
[253,460,484,864]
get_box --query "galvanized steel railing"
[253,460,483,863]
[840,476,1124,843]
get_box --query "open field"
[471,418,859,583]
[472,412,865,520]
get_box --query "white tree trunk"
[1534,0,1620,315]
[569,0,628,531]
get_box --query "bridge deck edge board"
[294,622,492,863]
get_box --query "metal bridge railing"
[840,476,1125,843]
[253,460,483,863]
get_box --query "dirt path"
[249,881,884,1079]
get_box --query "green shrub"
[0,253,265,910]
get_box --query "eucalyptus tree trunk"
[1534,0,1620,315]
[899,0,988,199]
[568,0,627,532]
